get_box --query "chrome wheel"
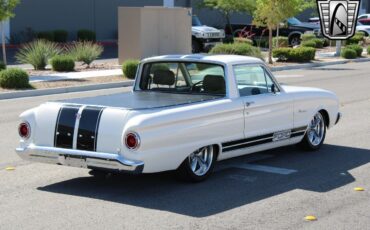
[307,112,325,146]
[290,36,300,46]
[188,146,214,176]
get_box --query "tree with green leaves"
[0,0,20,66]
[253,0,314,64]
[198,0,255,35]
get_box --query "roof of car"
[142,54,264,65]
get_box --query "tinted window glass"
[234,65,276,96]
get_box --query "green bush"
[234,37,253,45]
[53,30,68,43]
[341,48,357,59]
[253,38,269,48]
[67,42,103,67]
[0,68,30,89]
[346,44,363,57]
[301,33,316,42]
[311,38,325,48]
[272,36,289,48]
[367,46,370,55]
[347,32,365,45]
[0,61,6,71]
[15,40,61,70]
[301,40,316,48]
[122,59,139,79]
[273,47,315,62]
[209,43,263,59]
[77,29,96,42]
[37,31,54,41]
[50,55,75,72]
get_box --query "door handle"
[245,101,255,107]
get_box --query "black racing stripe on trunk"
[54,106,80,149]
[76,106,104,151]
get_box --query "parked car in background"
[358,14,370,20]
[16,54,341,182]
[308,17,320,25]
[227,17,321,46]
[358,18,370,26]
[192,15,225,53]
[356,21,370,36]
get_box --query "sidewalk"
[29,69,122,83]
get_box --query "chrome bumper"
[16,145,144,174]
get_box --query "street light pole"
[335,40,341,57]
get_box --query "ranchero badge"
[273,130,292,142]
[317,0,360,39]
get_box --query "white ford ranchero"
[16,55,341,182]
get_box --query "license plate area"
[59,155,87,168]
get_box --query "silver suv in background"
[192,15,225,53]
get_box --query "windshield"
[287,17,302,25]
[139,62,226,96]
[192,16,202,26]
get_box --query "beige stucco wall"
[118,7,192,63]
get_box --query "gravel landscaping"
[0,75,126,92]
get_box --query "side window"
[234,65,276,97]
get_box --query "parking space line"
[231,164,297,175]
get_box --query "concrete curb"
[0,80,134,100]
[270,58,370,72]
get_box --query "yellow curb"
[354,187,365,191]
[5,166,15,171]
[304,215,317,221]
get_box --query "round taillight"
[18,122,30,139]
[125,132,140,150]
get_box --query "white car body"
[16,55,341,175]
[356,21,370,35]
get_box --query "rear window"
[138,62,226,96]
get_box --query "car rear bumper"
[16,144,144,174]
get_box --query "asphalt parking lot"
[0,62,369,229]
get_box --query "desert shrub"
[209,43,263,59]
[301,40,316,48]
[346,44,363,57]
[234,37,253,45]
[37,31,54,41]
[301,33,316,42]
[341,48,357,59]
[0,68,30,89]
[53,30,68,43]
[272,36,289,48]
[0,61,6,71]
[150,63,170,73]
[311,38,325,48]
[67,42,103,67]
[50,55,75,72]
[15,39,61,70]
[77,29,96,42]
[347,32,365,45]
[272,47,315,62]
[253,38,269,48]
[122,59,139,79]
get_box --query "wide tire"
[192,39,202,53]
[299,111,326,151]
[177,145,217,182]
